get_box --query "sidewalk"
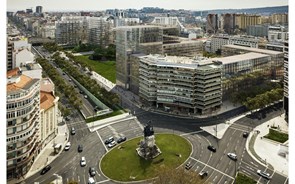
[24,123,69,179]
[250,114,288,176]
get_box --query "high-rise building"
[87,17,112,46]
[115,25,163,89]
[246,24,269,37]
[235,14,261,30]
[7,68,41,180]
[36,6,43,14]
[206,14,219,34]
[222,13,236,34]
[283,41,288,122]
[271,13,288,25]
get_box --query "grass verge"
[101,134,192,181]
[85,110,125,123]
[236,172,256,184]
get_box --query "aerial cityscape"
[5,0,289,184]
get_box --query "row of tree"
[73,43,116,61]
[36,57,82,110]
[243,88,283,110]
[43,42,63,52]
[51,52,120,109]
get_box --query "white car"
[80,157,86,167]
[257,170,271,179]
[64,142,71,151]
[107,141,116,148]
[227,153,237,160]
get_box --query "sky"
[7,0,288,12]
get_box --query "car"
[199,171,208,178]
[207,145,216,152]
[107,141,117,148]
[89,167,96,177]
[40,165,51,175]
[79,91,83,94]
[71,127,76,135]
[84,95,88,99]
[88,177,95,184]
[185,162,192,170]
[227,153,238,160]
[62,72,66,75]
[80,157,86,167]
[105,137,114,144]
[117,136,127,144]
[64,142,71,151]
[78,145,83,152]
[65,116,71,121]
[257,170,271,179]
[243,132,249,138]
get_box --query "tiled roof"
[40,91,55,110]
[7,75,32,92]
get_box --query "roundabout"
[100,133,192,181]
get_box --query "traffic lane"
[269,172,288,184]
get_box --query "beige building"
[40,78,59,148]
[271,13,288,25]
[163,40,203,57]
[235,14,261,30]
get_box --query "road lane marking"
[217,175,224,184]
[228,126,247,132]
[96,179,110,183]
[180,130,204,136]
[250,161,259,167]
[134,118,144,130]
[190,156,234,179]
[96,131,108,151]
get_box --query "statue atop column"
[136,122,161,159]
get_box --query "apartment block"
[246,24,269,37]
[283,41,288,121]
[206,14,219,34]
[235,14,261,30]
[7,68,41,180]
[139,54,222,115]
[268,26,288,42]
[270,13,288,25]
[115,25,163,89]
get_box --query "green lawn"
[264,128,288,143]
[85,110,124,123]
[101,134,192,181]
[74,55,116,83]
[236,173,256,184]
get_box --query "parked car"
[71,127,76,135]
[257,170,271,180]
[78,145,83,152]
[227,153,238,161]
[40,165,51,175]
[84,95,88,99]
[243,132,249,138]
[64,142,71,151]
[107,141,116,148]
[104,137,114,144]
[185,162,192,170]
[207,145,216,152]
[89,167,96,177]
[199,171,208,178]
[88,177,95,184]
[117,136,127,144]
[80,157,86,167]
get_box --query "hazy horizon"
[7,0,288,12]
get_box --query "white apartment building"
[7,68,41,180]
[114,17,141,27]
[210,34,230,53]
[268,26,288,42]
[87,17,112,46]
[139,54,222,115]
[151,17,185,31]
[40,78,59,147]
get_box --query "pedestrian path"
[24,123,69,179]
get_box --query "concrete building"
[246,24,269,37]
[163,40,203,57]
[40,23,56,39]
[115,25,163,89]
[270,13,288,25]
[228,35,259,48]
[87,17,112,46]
[40,78,59,147]
[268,26,288,42]
[36,6,43,14]
[19,63,43,79]
[151,17,185,32]
[206,14,219,34]
[55,16,88,46]
[114,17,141,27]
[7,37,34,71]
[221,44,284,80]
[210,34,230,53]
[139,54,222,115]
[283,41,288,121]
[222,13,235,34]
[235,14,261,30]
[6,68,41,180]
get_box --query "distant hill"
[207,5,288,15]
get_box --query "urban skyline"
[7,0,288,12]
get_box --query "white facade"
[14,49,35,68]
[114,17,140,27]
[20,63,43,79]
[211,34,230,53]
